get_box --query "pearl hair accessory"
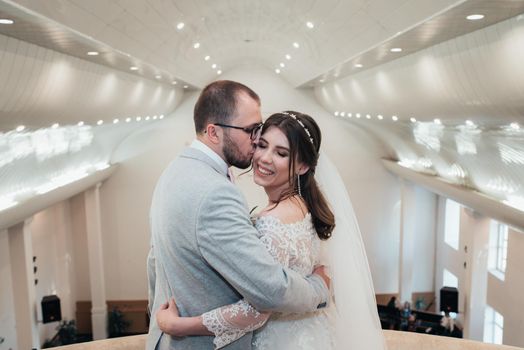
[281,112,314,145]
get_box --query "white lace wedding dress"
[202,213,335,349]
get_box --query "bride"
[155,111,387,349]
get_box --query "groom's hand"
[313,265,330,289]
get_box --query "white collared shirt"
[190,139,229,177]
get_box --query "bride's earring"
[297,174,302,197]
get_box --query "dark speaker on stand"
[440,286,458,313]
[41,295,62,323]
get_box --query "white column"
[84,183,108,340]
[54,201,76,321]
[8,219,40,349]
[462,209,490,340]
[399,180,416,305]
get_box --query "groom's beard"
[223,132,253,169]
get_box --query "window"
[484,305,503,344]
[488,221,508,281]
[443,268,458,288]
[444,199,460,250]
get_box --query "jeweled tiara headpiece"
[281,111,314,145]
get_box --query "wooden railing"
[54,331,524,349]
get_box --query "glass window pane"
[443,268,458,288]
[444,199,460,250]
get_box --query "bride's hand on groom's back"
[156,298,183,336]
[156,298,213,337]
[313,265,331,289]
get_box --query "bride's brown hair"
[260,111,335,240]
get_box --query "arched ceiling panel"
[334,116,524,213]
[3,0,467,88]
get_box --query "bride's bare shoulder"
[259,196,308,224]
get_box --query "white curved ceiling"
[2,0,523,90]
[1,0,472,87]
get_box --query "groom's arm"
[196,183,329,313]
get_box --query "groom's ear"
[205,124,221,144]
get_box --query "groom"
[147,80,330,349]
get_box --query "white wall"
[98,64,401,299]
[412,186,437,293]
[70,193,91,301]
[0,230,17,350]
[435,198,468,313]
[487,226,524,347]
[30,201,77,344]
[100,98,197,300]
[435,194,524,346]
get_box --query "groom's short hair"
[194,80,260,134]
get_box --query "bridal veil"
[315,153,388,349]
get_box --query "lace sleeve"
[202,299,270,349]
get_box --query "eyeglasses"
[214,122,263,140]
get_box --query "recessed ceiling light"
[334,111,339,116]
[280,62,285,68]
[465,120,475,126]
[184,85,188,89]
[466,14,484,21]
[16,125,25,132]
[126,118,131,123]
[410,117,417,123]
[87,51,99,56]
[130,66,138,71]
[510,122,520,130]
[78,121,84,126]
[390,48,402,53]
[204,55,210,61]
[0,19,14,25]
[172,81,177,85]
[377,115,383,120]
[319,79,325,83]
[113,118,120,124]
[146,116,150,121]
[52,123,59,129]
[293,42,300,49]
[434,118,442,124]
[155,75,161,79]
[275,69,281,74]
[193,42,200,49]
[217,70,222,75]
[306,21,314,29]
[97,120,104,125]
[136,116,142,121]
[340,112,345,117]
[285,54,291,60]
[153,115,158,120]
[354,63,363,68]
[159,115,165,119]
[211,63,217,69]
[392,115,398,121]
[348,113,352,117]
[356,113,361,119]
[177,22,185,30]
[366,114,371,119]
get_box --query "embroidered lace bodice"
[202,213,334,349]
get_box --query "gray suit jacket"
[147,147,328,349]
